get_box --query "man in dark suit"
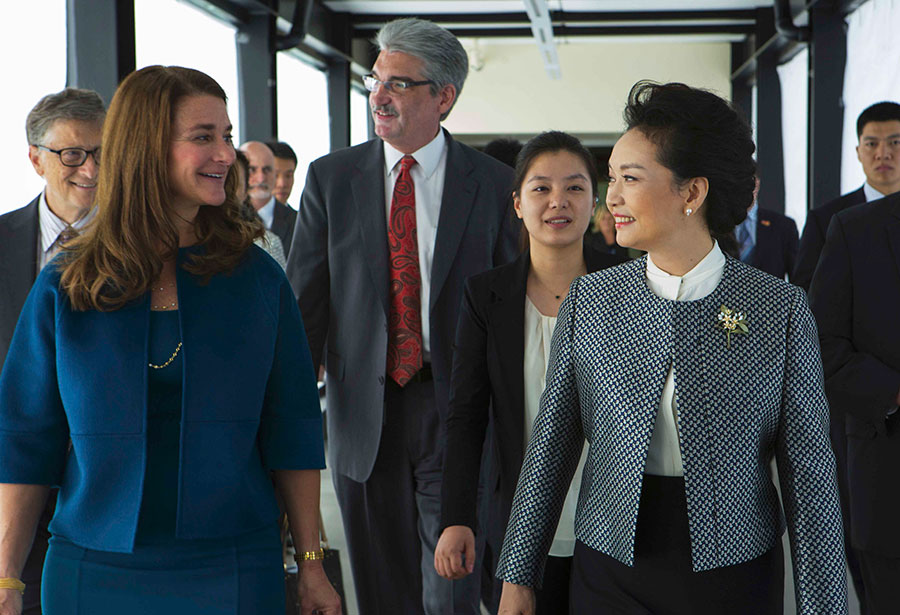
[239,140,297,254]
[735,201,799,280]
[266,140,298,207]
[810,191,900,614]
[0,87,104,615]
[286,17,518,615]
[794,101,900,291]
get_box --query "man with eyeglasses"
[0,87,104,615]
[287,17,517,615]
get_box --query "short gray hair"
[375,18,468,121]
[26,88,105,145]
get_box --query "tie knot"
[400,155,416,172]
[57,226,79,246]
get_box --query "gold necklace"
[149,341,182,370]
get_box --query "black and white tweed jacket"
[496,255,847,614]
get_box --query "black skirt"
[570,474,783,615]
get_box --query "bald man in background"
[239,141,297,255]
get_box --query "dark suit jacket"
[286,131,519,482]
[793,187,866,291]
[0,196,39,376]
[271,199,297,256]
[750,207,799,280]
[809,192,900,556]
[441,245,625,534]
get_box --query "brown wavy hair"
[60,65,264,311]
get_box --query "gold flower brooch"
[716,305,748,349]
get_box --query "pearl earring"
[685,208,693,216]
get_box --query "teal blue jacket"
[0,245,325,553]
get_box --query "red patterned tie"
[386,155,424,386]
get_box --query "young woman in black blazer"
[434,131,625,613]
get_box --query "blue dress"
[42,311,285,614]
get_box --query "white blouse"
[523,297,588,557]
[643,242,726,476]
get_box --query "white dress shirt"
[643,242,726,476]
[863,182,888,203]
[383,130,447,357]
[523,297,588,557]
[37,191,95,270]
[256,196,276,230]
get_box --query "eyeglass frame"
[363,74,436,94]
[34,144,101,167]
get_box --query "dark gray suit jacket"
[270,199,297,256]
[0,196,39,375]
[286,131,518,482]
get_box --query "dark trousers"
[857,550,900,615]
[831,415,868,614]
[22,492,55,614]
[534,555,572,615]
[570,475,783,615]
[333,378,483,615]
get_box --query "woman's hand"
[498,581,536,615]
[434,525,475,580]
[297,561,341,615]
[0,588,23,615]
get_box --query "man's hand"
[434,525,475,580]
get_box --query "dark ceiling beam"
[379,24,754,39]
[350,9,758,27]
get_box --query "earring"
[685,208,693,217]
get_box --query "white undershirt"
[863,182,888,203]
[257,196,276,230]
[383,130,447,357]
[523,297,588,557]
[643,242,726,476]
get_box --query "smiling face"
[369,50,455,154]
[857,119,900,195]
[167,94,235,218]
[514,150,595,250]
[606,128,703,254]
[28,118,102,221]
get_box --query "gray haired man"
[287,18,518,615]
[0,87,104,615]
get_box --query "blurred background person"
[0,86,104,615]
[483,138,522,170]
[234,149,287,268]
[435,131,624,614]
[0,65,339,615]
[240,141,297,255]
[734,178,799,281]
[266,140,298,208]
[495,82,846,615]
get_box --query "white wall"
[445,39,733,138]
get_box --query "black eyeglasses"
[363,74,435,94]
[35,145,101,167]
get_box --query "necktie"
[386,155,423,386]
[737,219,754,262]
[51,225,79,258]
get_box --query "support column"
[327,60,351,151]
[67,0,135,104]
[731,42,753,127]
[808,1,846,208]
[236,14,277,143]
[755,7,786,214]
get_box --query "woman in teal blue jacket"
[0,66,340,615]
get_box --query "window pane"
[134,0,240,140]
[1,0,66,215]
[777,48,808,232]
[276,53,329,200]
[351,89,370,146]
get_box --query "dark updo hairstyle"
[623,81,756,255]
[511,131,599,251]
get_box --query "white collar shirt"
[256,196,276,230]
[37,190,96,270]
[643,242,726,476]
[383,129,448,357]
[864,182,888,203]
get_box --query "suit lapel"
[487,254,529,463]
[431,133,477,310]
[886,199,900,284]
[1,198,40,296]
[753,214,772,268]
[351,141,391,317]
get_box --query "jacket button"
[378,376,385,385]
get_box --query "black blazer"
[271,199,297,257]
[441,245,625,532]
[750,207,798,281]
[793,187,866,291]
[809,191,900,556]
[0,196,39,375]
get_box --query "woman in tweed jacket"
[496,82,847,614]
